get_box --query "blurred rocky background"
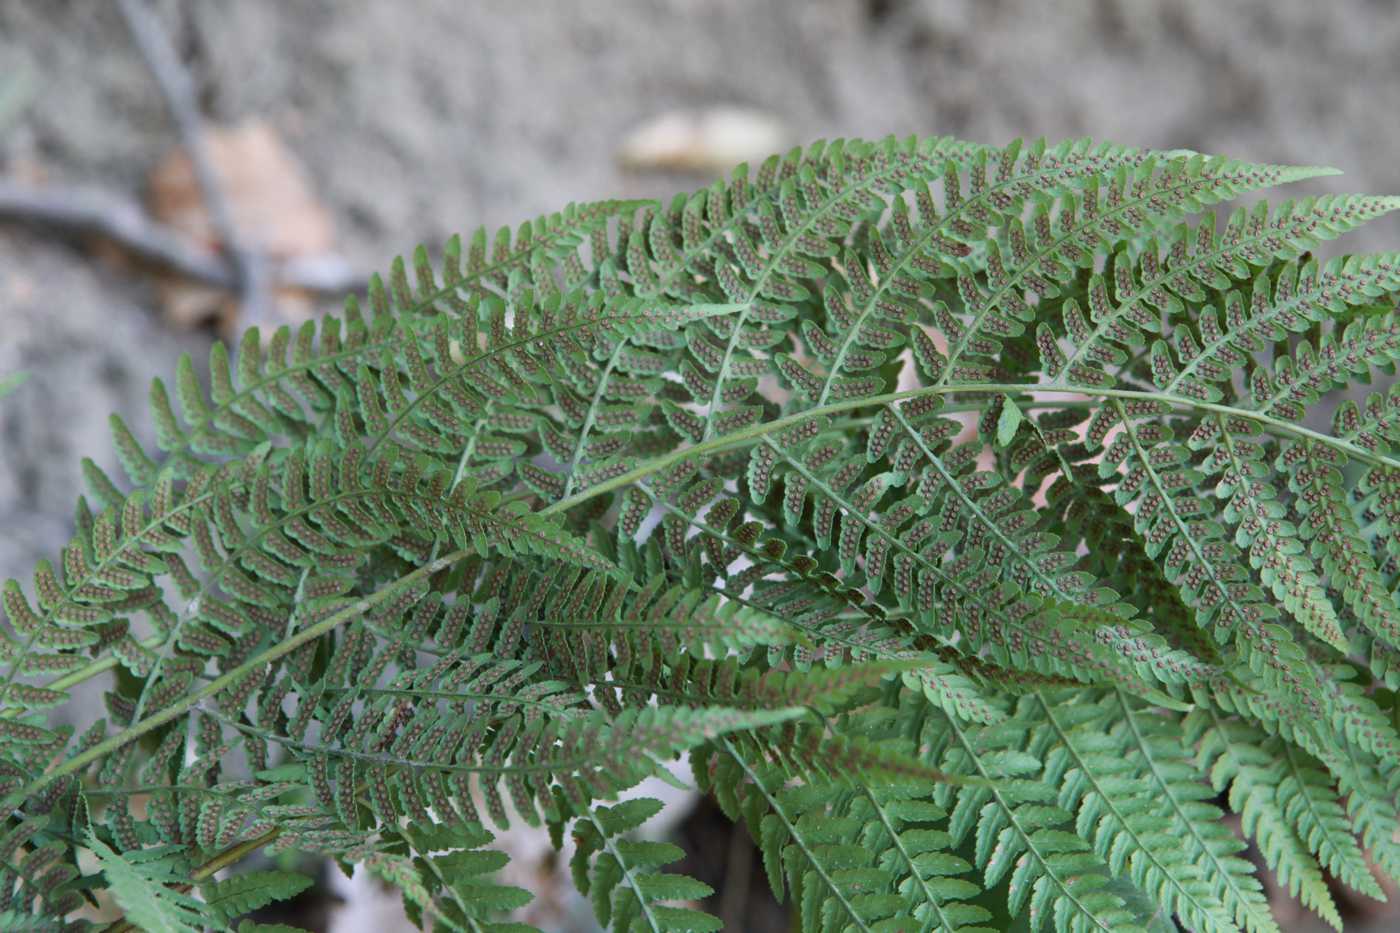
[2,0,1399,929]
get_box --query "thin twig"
[0,179,368,295]
[1,2,371,301]
[0,179,231,284]
[116,0,272,325]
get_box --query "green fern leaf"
[570,797,720,933]
[86,832,206,933]
[200,870,314,925]
[14,133,1400,933]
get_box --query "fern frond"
[747,420,1169,693]
[131,199,649,463]
[1327,746,1400,882]
[1255,310,1400,419]
[1032,690,1242,932]
[570,797,720,933]
[200,870,314,927]
[1204,416,1346,651]
[684,136,998,442]
[615,478,1009,724]
[216,698,802,833]
[1106,692,1275,933]
[1282,440,1400,647]
[12,132,1400,932]
[1095,402,1315,701]
[943,157,1337,388]
[397,819,537,930]
[723,737,913,932]
[921,708,1144,932]
[1052,199,1400,391]
[1275,744,1384,902]
[1187,708,1345,930]
[0,818,83,925]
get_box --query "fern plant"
[2,133,1399,933]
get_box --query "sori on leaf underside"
[1,133,1399,933]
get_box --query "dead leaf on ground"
[618,107,788,175]
[147,120,336,332]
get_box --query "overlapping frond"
[569,797,720,933]
[1035,692,1244,933]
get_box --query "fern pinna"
[2,134,1399,933]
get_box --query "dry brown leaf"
[618,107,787,174]
[149,120,333,257]
[147,120,336,330]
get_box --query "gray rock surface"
[0,233,206,587]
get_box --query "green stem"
[34,635,164,699]
[562,340,624,498]
[200,706,631,777]
[12,381,1380,813]
[316,684,588,719]
[16,381,1361,707]
[450,401,493,493]
[546,381,1399,515]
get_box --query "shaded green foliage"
[1,134,1399,931]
